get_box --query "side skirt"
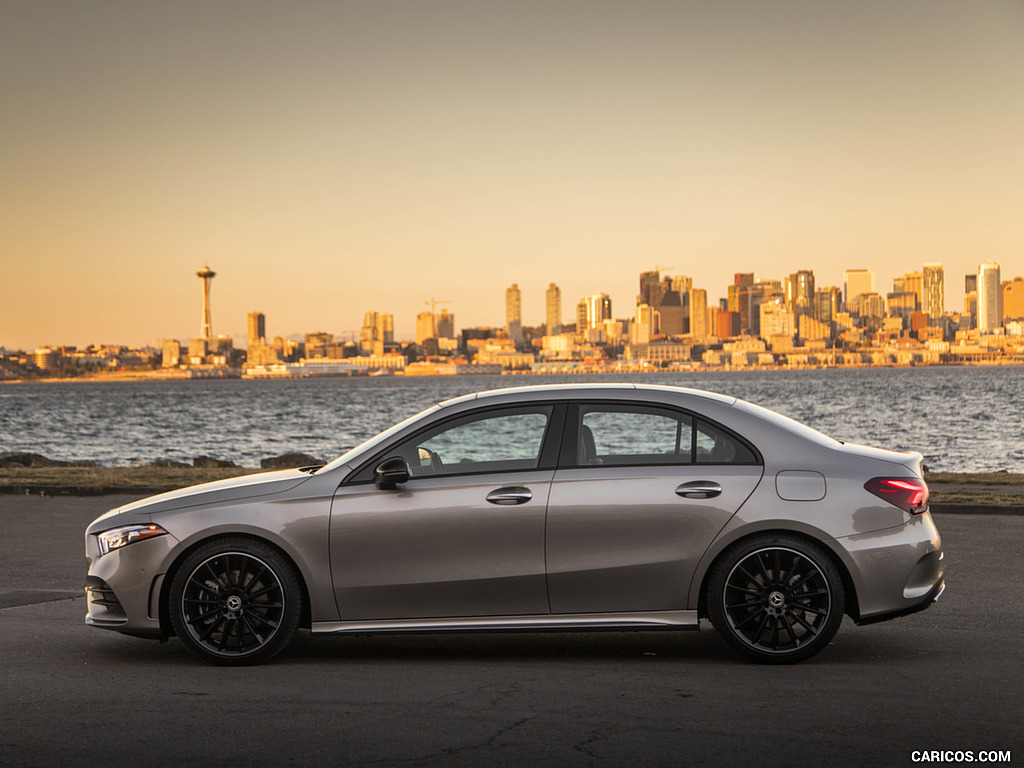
[312,610,699,635]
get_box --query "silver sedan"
[84,384,944,665]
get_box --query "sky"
[2,0,1023,349]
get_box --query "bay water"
[1,367,1021,473]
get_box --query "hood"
[111,468,313,518]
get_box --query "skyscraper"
[843,269,875,313]
[1003,277,1024,322]
[415,311,436,345]
[436,309,455,339]
[506,283,523,343]
[689,288,708,342]
[977,262,1002,332]
[786,270,815,318]
[247,312,265,347]
[585,293,612,329]
[922,264,944,319]
[545,283,562,334]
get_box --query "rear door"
[545,402,763,614]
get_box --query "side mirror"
[374,457,410,490]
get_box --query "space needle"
[197,265,216,339]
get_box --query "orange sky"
[2,1,1023,349]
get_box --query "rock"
[260,452,326,470]
[145,459,193,469]
[0,452,97,468]
[193,456,238,469]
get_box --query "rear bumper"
[855,576,945,625]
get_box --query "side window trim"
[557,400,762,469]
[345,401,566,485]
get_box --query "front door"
[329,405,557,621]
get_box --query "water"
[1,367,1021,472]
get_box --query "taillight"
[864,477,929,514]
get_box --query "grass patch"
[924,471,1024,486]
[0,465,262,492]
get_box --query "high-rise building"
[689,289,708,342]
[436,309,455,339]
[923,264,944,319]
[506,283,523,343]
[813,287,843,324]
[1002,276,1024,322]
[639,271,665,309]
[978,262,1002,332]
[545,283,562,335]
[786,270,815,318]
[659,290,684,335]
[247,312,265,347]
[584,293,612,329]
[900,271,923,311]
[415,311,436,345]
[844,269,875,313]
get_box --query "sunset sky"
[3,0,1023,349]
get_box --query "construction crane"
[425,298,452,315]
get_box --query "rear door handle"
[675,481,722,499]
[486,487,533,505]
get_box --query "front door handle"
[486,487,533,505]
[675,481,723,499]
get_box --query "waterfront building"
[304,332,333,359]
[923,264,944,319]
[1003,277,1024,322]
[844,269,875,313]
[506,283,523,344]
[545,283,562,335]
[978,262,1002,331]
[162,339,181,368]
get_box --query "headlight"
[96,524,169,557]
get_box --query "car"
[84,383,944,665]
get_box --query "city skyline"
[3,1,1023,349]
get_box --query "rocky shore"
[0,452,1021,513]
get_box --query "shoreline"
[2,467,1022,514]
[3,358,1024,385]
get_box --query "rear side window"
[573,403,760,467]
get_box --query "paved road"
[1,494,1021,768]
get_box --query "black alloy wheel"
[169,538,302,666]
[707,534,845,663]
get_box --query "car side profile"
[85,384,944,665]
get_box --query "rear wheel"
[169,538,301,666]
[707,534,844,663]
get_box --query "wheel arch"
[158,532,312,638]
[693,526,860,622]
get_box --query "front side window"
[396,406,553,478]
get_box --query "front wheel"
[706,534,845,663]
[169,538,302,666]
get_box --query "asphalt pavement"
[1,494,1021,768]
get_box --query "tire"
[169,538,302,666]
[706,534,845,664]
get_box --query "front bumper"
[84,530,178,637]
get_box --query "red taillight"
[864,477,930,514]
